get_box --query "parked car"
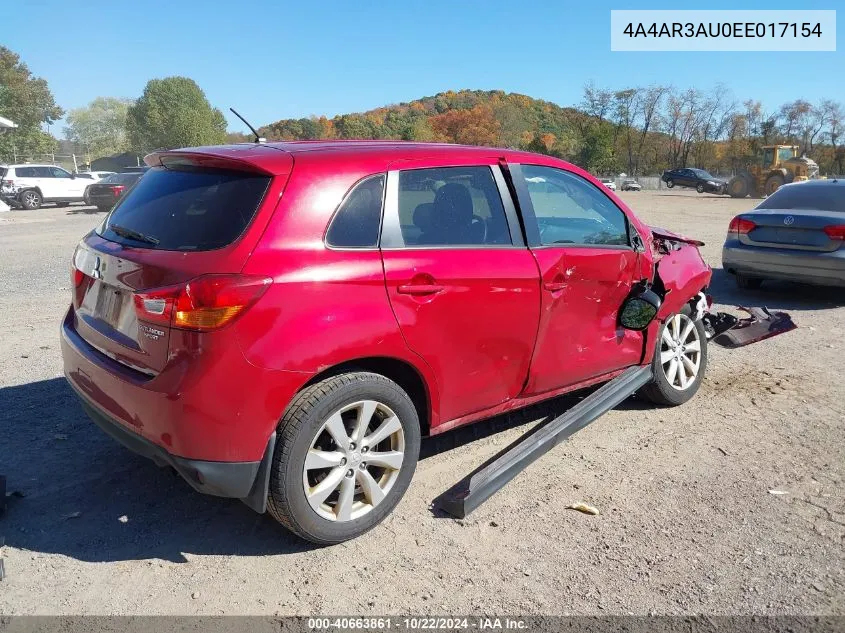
[85,171,144,211]
[62,141,713,544]
[662,168,726,194]
[722,179,845,289]
[621,179,642,191]
[0,164,88,209]
[599,177,616,191]
[78,171,117,204]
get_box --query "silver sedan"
[722,179,845,289]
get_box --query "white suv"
[0,164,88,209]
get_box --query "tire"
[665,178,675,189]
[765,173,784,196]
[735,273,763,290]
[20,189,42,210]
[638,305,708,407]
[728,176,750,198]
[267,371,421,545]
[696,183,705,194]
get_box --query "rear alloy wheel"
[20,190,42,210]
[639,307,708,406]
[267,372,420,544]
[665,178,675,188]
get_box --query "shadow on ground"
[0,378,596,562]
[709,266,844,311]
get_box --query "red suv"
[61,141,712,544]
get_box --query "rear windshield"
[757,184,845,213]
[97,167,271,251]
[101,172,141,185]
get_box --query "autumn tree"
[429,104,500,146]
[127,77,226,152]
[0,46,63,159]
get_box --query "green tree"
[577,125,617,175]
[0,46,63,159]
[64,97,133,158]
[126,77,226,152]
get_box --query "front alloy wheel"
[659,313,702,391]
[638,306,708,406]
[303,400,405,522]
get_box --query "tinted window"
[521,165,629,247]
[0,167,7,178]
[34,167,54,177]
[326,175,384,248]
[101,173,141,185]
[691,169,713,179]
[397,166,511,246]
[98,167,270,251]
[51,167,71,178]
[757,184,845,213]
[76,173,94,180]
[16,167,37,178]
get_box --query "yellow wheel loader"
[727,145,819,198]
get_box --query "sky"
[5,0,843,134]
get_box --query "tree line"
[2,45,842,176]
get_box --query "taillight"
[134,274,272,332]
[728,216,756,236]
[72,267,86,287]
[109,185,125,197]
[823,225,845,241]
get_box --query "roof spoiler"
[143,151,275,176]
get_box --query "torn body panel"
[705,306,798,348]
[652,241,712,321]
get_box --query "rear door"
[50,166,86,198]
[510,163,646,395]
[380,160,541,422]
[71,159,288,375]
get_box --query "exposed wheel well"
[302,357,431,435]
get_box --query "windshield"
[691,169,713,179]
[757,184,845,213]
[101,172,141,185]
[97,166,270,251]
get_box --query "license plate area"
[95,285,125,327]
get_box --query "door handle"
[543,281,567,292]
[397,284,444,296]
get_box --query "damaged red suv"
[62,141,712,544]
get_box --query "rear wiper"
[109,224,160,246]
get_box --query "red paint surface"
[62,141,711,463]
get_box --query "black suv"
[661,168,726,194]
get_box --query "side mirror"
[619,287,662,331]
[70,173,76,179]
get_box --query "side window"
[51,167,71,178]
[521,165,629,247]
[397,166,511,247]
[16,167,36,178]
[325,174,384,248]
[35,167,54,178]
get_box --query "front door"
[510,163,646,396]
[380,162,541,423]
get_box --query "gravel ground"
[0,191,842,615]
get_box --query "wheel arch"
[300,355,436,436]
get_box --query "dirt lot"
[0,191,843,616]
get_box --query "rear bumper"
[722,240,845,287]
[61,306,309,462]
[72,384,267,502]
